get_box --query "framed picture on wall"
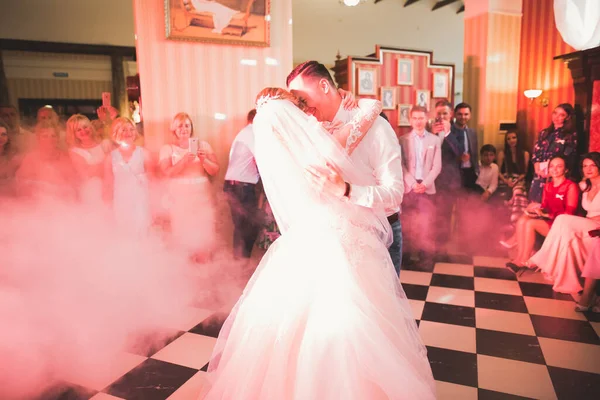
[397,59,414,85]
[415,89,431,111]
[357,68,377,95]
[380,87,396,110]
[433,72,449,98]
[398,104,411,126]
[165,0,270,47]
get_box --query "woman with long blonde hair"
[103,117,153,235]
[159,112,219,261]
[66,114,112,205]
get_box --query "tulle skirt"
[202,218,436,400]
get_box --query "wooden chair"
[179,0,257,37]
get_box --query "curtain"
[554,0,600,50]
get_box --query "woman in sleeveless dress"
[201,89,435,400]
[66,114,112,206]
[159,112,219,260]
[103,117,152,236]
[529,152,600,293]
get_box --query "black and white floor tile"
[40,255,600,400]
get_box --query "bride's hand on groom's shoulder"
[338,89,357,110]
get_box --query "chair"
[179,0,256,37]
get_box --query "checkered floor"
[41,254,600,400]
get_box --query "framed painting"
[380,87,397,110]
[397,104,411,126]
[357,68,378,96]
[433,71,449,98]
[397,58,414,86]
[165,0,270,47]
[415,89,431,111]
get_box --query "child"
[475,144,499,202]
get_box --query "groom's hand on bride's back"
[304,162,347,198]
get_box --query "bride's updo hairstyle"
[256,87,307,111]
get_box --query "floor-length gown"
[111,147,150,236]
[202,99,436,400]
[530,189,600,293]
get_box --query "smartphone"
[188,137,199,153]
[102,92,111,108]
[435,117,443,124]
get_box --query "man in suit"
[399,105,442,261]
[444,102,479,189]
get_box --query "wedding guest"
[103,117,153,236]
[15,121,76,199]
[505,156,578,270]
[474,144,499,202]
[399,105,441,260]
[529,103,577,203]
[527,153,600,293]
[497,131,530,230]
[36,106,66,149]
[66,114,112,205]
[159,112,219,260]
[0,104,35,153]
[224,109,260,259]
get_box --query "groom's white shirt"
[333,104,404,216]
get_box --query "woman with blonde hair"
[66,114,112,205]
[159,112,219,261]
[103,117,153,235]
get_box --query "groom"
[287,61,405,275]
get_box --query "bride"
[202,88,436,399]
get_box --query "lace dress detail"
[344,99,382,154]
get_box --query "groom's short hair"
[286,61,335,88]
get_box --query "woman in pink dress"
[529,152,600,293]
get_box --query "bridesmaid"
[66,114,112,205]
[103,117,153,236]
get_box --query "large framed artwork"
[165,0,270,47]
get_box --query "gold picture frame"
[165,0,270,47]
[397,58,414,85]
[357,68,378,95]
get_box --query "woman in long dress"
[66,114,112,206]
[103,117,152,236]
[529,152,600,293]
[159,112,219,260]
[202,89,435,400]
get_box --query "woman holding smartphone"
[159,112,219,261]
[505,155,579,271]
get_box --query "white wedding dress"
[203,98,436,399]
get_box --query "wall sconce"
[524,89,549,107]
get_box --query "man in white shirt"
[287,61,405,276]
[399,106,441,260]
[224,109,261,259]
[475,144,499,202]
